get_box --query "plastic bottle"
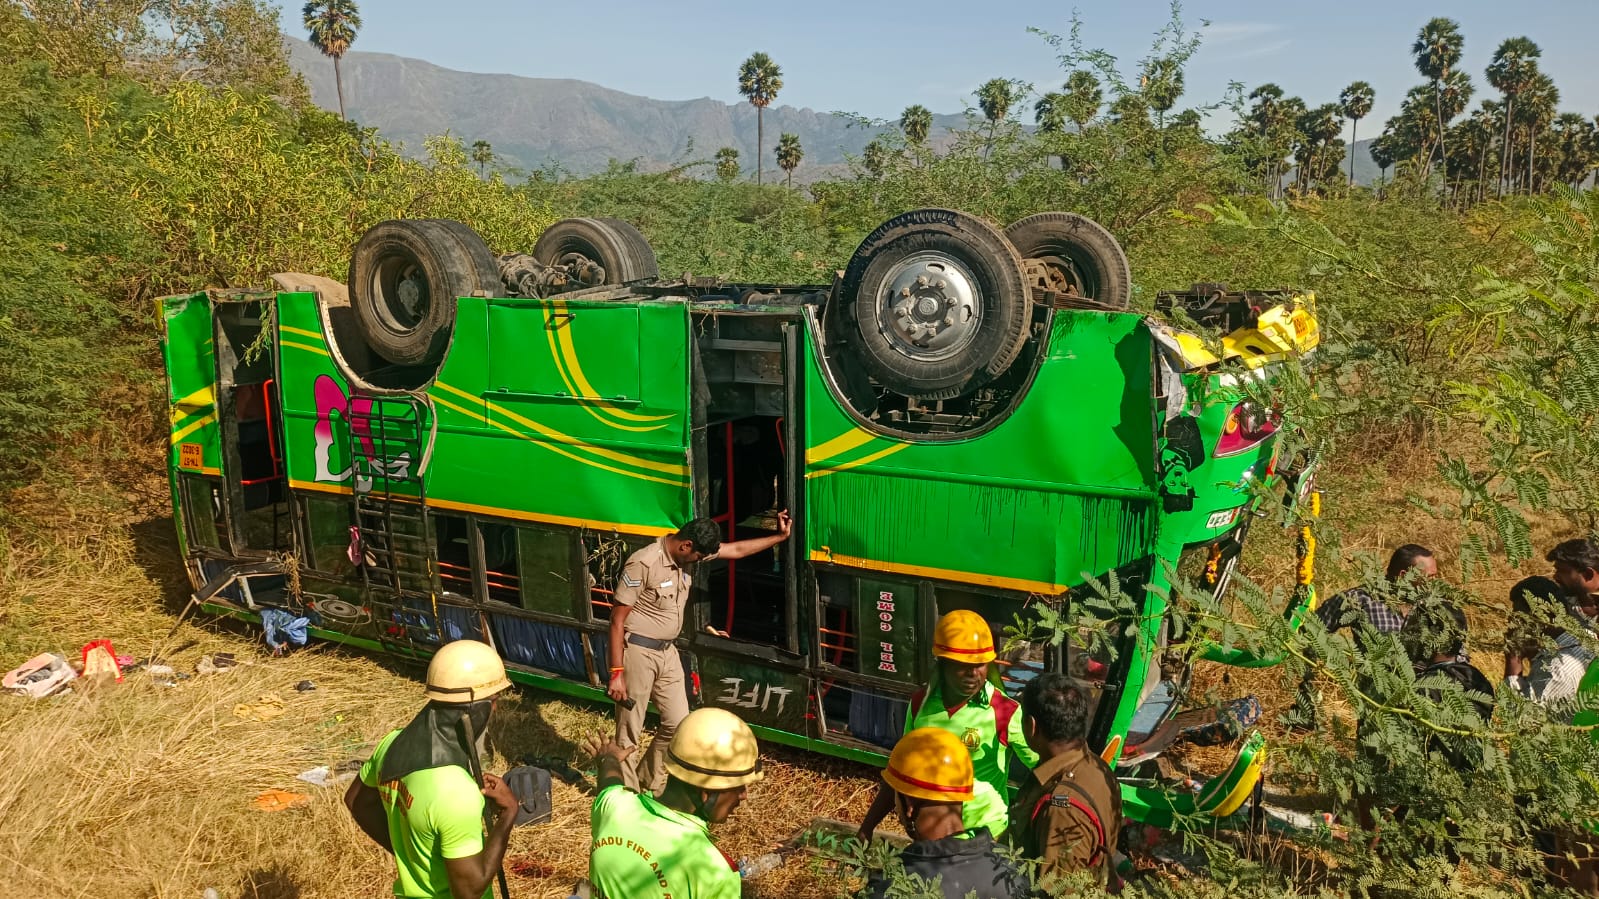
[738,853,783,878]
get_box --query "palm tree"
[1248,84,1293,197]
[899,104,932,145]
[1063,70,1102,130]
[471,140,493,178]
[1339,81,1375,186]
[861,139,888,177]
[976,78,1015,158]
[1486,37,1542,195]
[714,147,740,182]
[1370,135,1395,197]
[1412,17,1464,181]
[303,0,362,121]
[1551,113,1594,189]
[775,133,803,187]
[737,52,783,185]
[1517,72,1559,192]
[1140,57,1185,133]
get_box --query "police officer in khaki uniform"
[607,513,791,793]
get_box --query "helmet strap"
[694,787,722,822]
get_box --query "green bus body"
[161,282,1305,823]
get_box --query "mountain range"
[285,36,1383,184]
[286,36,965,180]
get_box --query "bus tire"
[841,208,1029,397]
[422,219,504,298]
[1005,212,1131,310]
[532,217,659,288]
[348,219,491,366]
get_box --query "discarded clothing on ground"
[262,608,312,653]
[234,693,287,721]
[3,653,76,698]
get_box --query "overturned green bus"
[160,209,1318,826]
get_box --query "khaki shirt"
[1007,741,1121,885]
[613,537,704,641]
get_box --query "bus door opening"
[692,311,799,654]
[213,300,291,558]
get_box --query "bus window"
[517,524,577,617]
[584,532,651,622]
[302,496,354,576]
[181,476,228,553]
[934,586,1061,696]
[433,513,474,597]
[479,521,521,605]
[816,572,859,671]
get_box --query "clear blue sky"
[288,1,1597,128]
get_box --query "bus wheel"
[531,217,659,290]
[1005,212,1131,310]
[840,208,1029,399]
[348,219,497,366]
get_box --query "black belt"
[626,633,673,651]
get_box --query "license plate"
[1206,508,1239,529]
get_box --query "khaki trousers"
[614,641,688,794]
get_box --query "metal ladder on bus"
[346,392,440,648]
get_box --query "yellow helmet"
[666,708,764,791]
[933,610,996,664]
[425,640,512,704]
[883,727,975,803]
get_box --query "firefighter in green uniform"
[344,640,518,899]
[857,610,1039,842]
[583,707,764,899]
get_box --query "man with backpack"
[861,727,1034,899]
[1007,673,1122,889]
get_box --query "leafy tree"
[713,146,740,182]
[1339,81,1375,186]
[303,0,361,120]
[471,140,493,178]
[775,132,803,187]
[975,77,1020,158]
[898,104,931,145]
[1062,70,1102,129]
[1486,36,1541,196]
[1412,17,1464,179]
[736,52,782,185]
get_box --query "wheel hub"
[878,253,982,361]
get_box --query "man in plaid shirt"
[1286,544,1437,731]
[1316,544,1437,649]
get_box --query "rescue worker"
[345,639,518,899]
[607,513,791,793]
[1007,673,1121,888]
[857,610,1038,842]
[862,727,1033,899]
[585,707,763,899]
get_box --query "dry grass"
[0,481,879,899]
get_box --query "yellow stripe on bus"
[287,479,672,537]
[809,549,1067,596]
[170,414,216,445]
[433,382,688,479]
[805,427,875,465]
[430,393,687,488]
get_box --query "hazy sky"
[297,1,1598,128]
